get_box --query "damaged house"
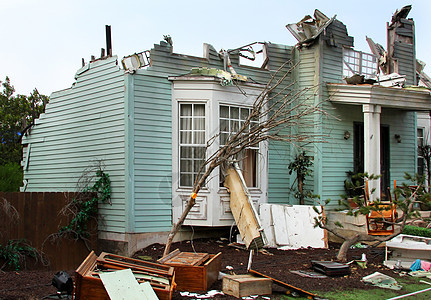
[21,6,431,255]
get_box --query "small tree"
[419,144,431,194]
[315,173,431,261]
[163,62,327,256]
[288,151,313,205]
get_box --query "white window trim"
[173,99,209,192]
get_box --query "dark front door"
[353,123,390,199]
[380,125,390,199]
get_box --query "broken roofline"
[120,40,271,73]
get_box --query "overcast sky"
[1,0,430,96]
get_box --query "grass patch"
[278,276,431,299]
[311,277,431,300]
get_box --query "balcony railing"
[343,48,378,79]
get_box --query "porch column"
[363,104,381,200]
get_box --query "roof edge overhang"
[168,75,267,89]
[327,83,431,111]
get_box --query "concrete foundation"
[98,227,231,256]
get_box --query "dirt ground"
[0,237,417,299]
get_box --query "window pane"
[180,104,192,116]
[180,117,192,130]
[194,117,205,130]
[180,174,192,187]
[231,120,239,132]
[194,104,205,116]
[180,159,192,172]
[194,147,206,158]
[194,160,203,173]
[181,146,192,158]
[220,133,228,145]
[240,108,249,121]
[220,119,229,132]
[220,105,229,118]
[230,107,239,120]
[194,131,205,144]
[180,131,192,144]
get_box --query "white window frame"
[219,104,260,188]
[178,102,206,188]
[343,47,378,79]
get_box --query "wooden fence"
[0,192,97,271]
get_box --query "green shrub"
[402,225,431,238]
[0,162,23,192]
[0,239,38,271]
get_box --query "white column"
[363,104,381,200]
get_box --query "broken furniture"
[75,251,175,300]
[311,261,350,276]
[224,163,266,249]
[158,249,221,292]
[364,180,396,235]
[222,274,272,298]
[384,234,431,269]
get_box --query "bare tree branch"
[163,60,329,256]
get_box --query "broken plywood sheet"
[99,269,147,300]
[224,164,265,249]
[259,204,326,250]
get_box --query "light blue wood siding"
[266,44,294,204]
[290,44,321,205]
[382,110,417,183]
[22,57,126,232]
[318,20,356,207]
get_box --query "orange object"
[191,192,197,199]
[364,180,396,236]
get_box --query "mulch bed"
[0,237,416,299]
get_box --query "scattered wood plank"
[249,269,318,299]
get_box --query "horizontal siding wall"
[266,44,294,204]
[381,110,416,184]
[320,25,352,208]
[131,41,287,232]
[321,104,362,208]
[394,42,415,85]
[291,45,320,205]
[22,57,126,232]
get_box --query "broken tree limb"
[163,60,329,256]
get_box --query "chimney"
[106,25,112,57]
[387,5,416,85]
